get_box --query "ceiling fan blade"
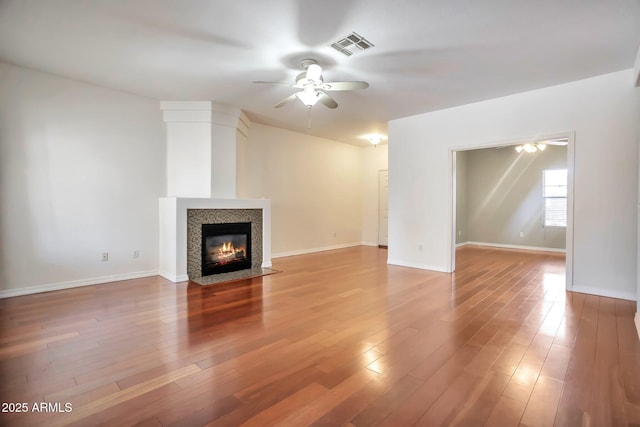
[320,81,369,91]
[253,81,297,88]
[318,91,338,109]
[273,93,299,108]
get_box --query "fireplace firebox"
[201,222,252,276]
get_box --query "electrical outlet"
[333,232,337,238]
[458,230,462,236]
[519,232,524,237]
[418,244,423,251]
[133,250,139,258]
[102,252,109,262]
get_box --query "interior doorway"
[378,170,389,247]
[450,134,574,291]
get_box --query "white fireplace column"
[158,101,270,283]
[160,101,250,198]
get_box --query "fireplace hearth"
[201,222,251,276]
[182,206,269,285]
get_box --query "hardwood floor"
[0,246,638,426]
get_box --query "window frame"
[542,168,567,228]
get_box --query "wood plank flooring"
[0,246,638,426]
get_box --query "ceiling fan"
[254,59,369,109]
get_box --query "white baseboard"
[635,313,640,342]
[0,270,159,299]
[272,242,363,259]
[570,285,636,302]
[463,241,566,253]
[361,241,380,247]
[158,271,189,283]
[386,258,450,273]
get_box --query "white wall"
[0,62,165,297]
[166,122,211,197]
[244,123,364,256]
[361,144,389,245]
[389,70,639,301]
[236,128,249,198]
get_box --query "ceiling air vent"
[330,32,374,56]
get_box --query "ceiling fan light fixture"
[255,58,368,110]
[296,89,321,107]
[305,63,322,83]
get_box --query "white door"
[378,170,389,247]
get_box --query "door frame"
[378,169,389,247]
[449,131,575,291]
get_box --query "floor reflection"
[186,278,264,341]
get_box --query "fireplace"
[201,222,252,276]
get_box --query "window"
[543,169,567,227]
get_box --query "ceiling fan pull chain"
[307,106,312,134]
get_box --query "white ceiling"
[1,0,639,146]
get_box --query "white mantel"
[159,197,272,282]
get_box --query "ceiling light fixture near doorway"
[514,138,568,153]
[365,134,385,147]
[515,143,546,153]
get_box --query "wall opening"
[450,133,575,291]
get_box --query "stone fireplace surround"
[159,198,272,283]
[187,209,261,279]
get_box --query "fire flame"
[217,241,243,258]
[208,240,245,264]
[220,241,235,254]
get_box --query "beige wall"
[459,145,567,249]
[455,150,468,244]
[244,123,365,256]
